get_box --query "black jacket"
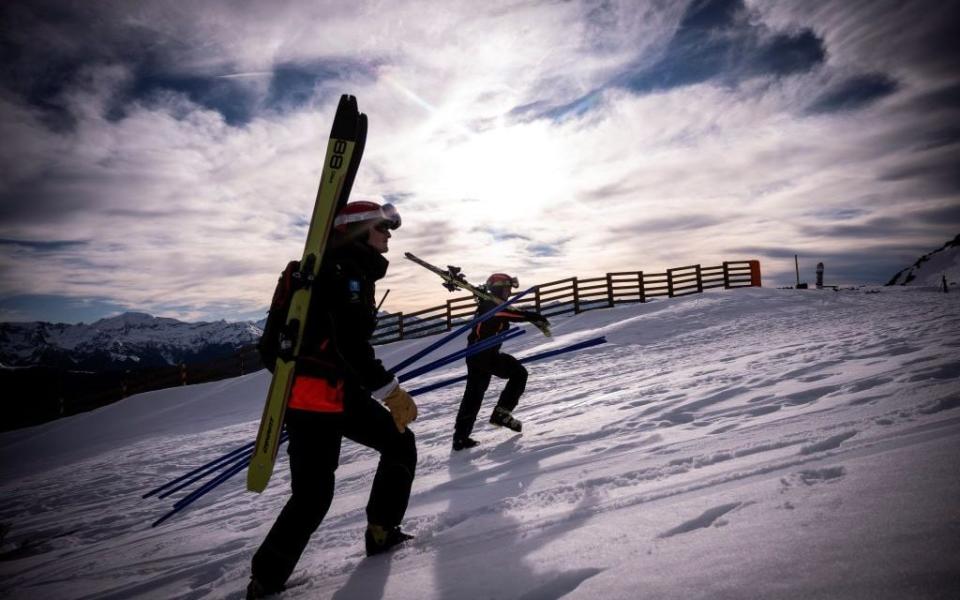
[295,240,394,394]
[466,297,541,361]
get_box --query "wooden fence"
[371,260,761,345]
[7,260,759,430]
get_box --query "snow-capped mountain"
[0,312,263,371]
[886,233,960,286]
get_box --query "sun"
[431,120,570,226]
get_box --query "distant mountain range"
[886,233,960,287]
[0,312,264,372]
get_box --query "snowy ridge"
[0,287,958,599]
[886,233,960,287]
[0,312,262,370]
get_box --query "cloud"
[621,0,825,91]
[527,243,561,257]
[806,73,898,114]
[611,214,725,235]
[0,0,958,322]
[528,0,827,121]
[0,294,128,324]
[474,227,532,243]
[0,239,88,252]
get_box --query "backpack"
[258,260,301,373]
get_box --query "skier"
[247,201,418,599]
[452,273,549,451]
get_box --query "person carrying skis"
[248,201,418,599]
[452,273,549,451]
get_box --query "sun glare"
[433,121,568,225]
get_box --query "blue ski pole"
[158,428,290,502]
[143,440,255,499]
[147,327,524,505]
[398,328,525,383]
[150,295,544,525]
[409,336,608,396]
[150,332,528,525]
[388,286,535,373]
[152,458,250,527]
[148,286,537,499]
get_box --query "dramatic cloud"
[0,0,958,322]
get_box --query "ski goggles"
[333,202,402,230]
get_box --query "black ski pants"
[454,351,527,439]
[251,391,417,589]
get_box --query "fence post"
[723,262,731,289]
[667,269,675,298]
[446,300,453,331]
[606,273,614,307]
[638,271,645,303]
[535,287,541,313]
[696,264,703,294]
[749,260,762,287]
[397,312,405,341]
[573,277,581,313]
[180,363,187,386]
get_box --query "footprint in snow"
[798,466,846,485]
[657,502,742,539]
[799,430,858,455]
[780,466,846,490]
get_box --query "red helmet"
[486,273,519,289]
[333,201,401,232]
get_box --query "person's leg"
[454,366,492,441]
[251,410,342,590]
[341,393,417,529]
[490,353,527,412]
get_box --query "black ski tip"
[339,111,368,209]
[357,112,368,141]
[331,95,360,140]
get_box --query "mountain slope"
[0,312,262,370]
[886,233,960,287]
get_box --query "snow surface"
[1,287,959,599]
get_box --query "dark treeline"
[2,346,263,432]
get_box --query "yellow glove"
[383,386,418,433]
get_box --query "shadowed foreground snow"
[1,287,959,599]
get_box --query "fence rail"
[372,259,761,344]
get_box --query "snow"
[1,286,959,599]
[887,234,960,287]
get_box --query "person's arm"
[472,298,550,338]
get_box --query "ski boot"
[365,524,414,557]
[490,407,522,432]
[452,436,480,451]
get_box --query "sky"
[1,0,958,323]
